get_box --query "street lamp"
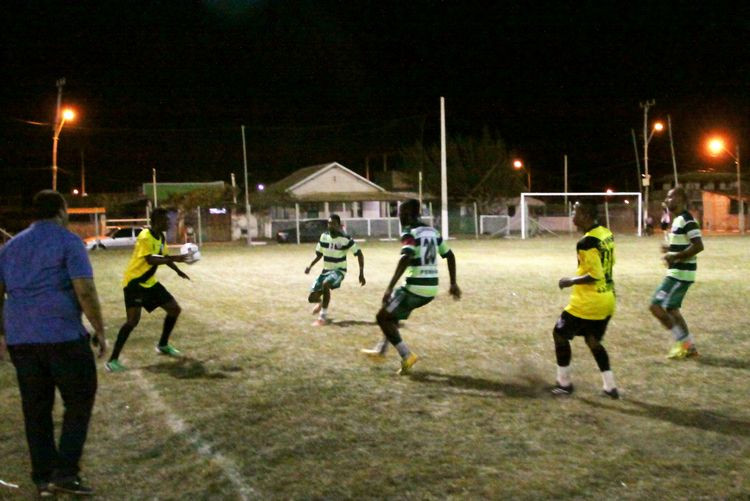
[52,108,75,191]
[642,119,664,229]
[513,159,531,190]
[707,137,743,234]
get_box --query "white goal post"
[520,192,642,239]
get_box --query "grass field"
[1,235,749,500]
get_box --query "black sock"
[589,344,611,372]
[158,315,178,347]
[110,324,135,361]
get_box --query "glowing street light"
[52,107,76,191]
[513,159,531,190]
[707,136,743,234]
[642,119,664,229]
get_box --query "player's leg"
[108,305,142,371]
[313,271,343,325]
[156,297,182,356]
[308,274,324,316]
[372,288,426,374]
[583,318,618,398]
[651,278,694,358]
[666,307,697,357]
[551,311,576,394]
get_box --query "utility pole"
[640,99,656,231]
[241,125,252,245]
[81,149,86,196]
[667,114,678,186]
[52,78,66,191]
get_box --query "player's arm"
[0,281,6,361]
[664,235,704,266]
[305,252,323,274]
[72,278,108,358]
[355,250,365,285]
[383,253,411,305]
[442,250,461,299]
[559,246,600,289]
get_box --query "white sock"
[319,308,328,319]
[556,365,572,387]
[395,342,410,358]
[601,370,616,392]
[374,338,388,354]
[670,325,687,342]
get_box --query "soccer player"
[649,186,704,359]
[304,214,365,326]
[552,200,619,398]
[361,198,460,374]
[106,208,190,372]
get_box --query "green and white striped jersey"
[315,231,360,273]
[400,223,451,298]
[666,210,701,282]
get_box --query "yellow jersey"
[121,228,168,288]
[565,225,615,320]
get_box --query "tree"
[400,128,525,212]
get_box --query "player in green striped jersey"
[649,186,704,359]
[361,199,461,374]
[305,214,365,326]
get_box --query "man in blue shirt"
[0,190,106,497]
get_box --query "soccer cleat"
[666,341,697,360]
[49,476,94,496]
[685,346,699,358]
[397,353,419,375]
[603,388,620,399]
[360,348,387,362]
[155,344,182,357]
[311,303,322,315]
[311,318,329,327]
[36,483,54,498]
[551,383,574,396]
[105,359,127,372]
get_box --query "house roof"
[701,190,750,202]
[267,162,386,195]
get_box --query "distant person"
[361,199,460,374]
[304,214,365,326]
[106,208,190,372]
[649,186,704,359]
[185,224,195,244]
[645,214,655,236]
[552,200,619,398]
[660,206,671,232]
[0,190,107,497]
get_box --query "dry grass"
[1,236,749,499]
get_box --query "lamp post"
[52,108,75,191]
[708,138,743,234]
[641,107,663,230]
[513,159,531,190]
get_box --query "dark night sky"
[1,1,749,201]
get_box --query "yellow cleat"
[666,341,698,360]
[397,353,419,375]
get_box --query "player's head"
[572,199,599,231]
[151,208,169,232]
[398,199,420,225]
[33,190,68,224]
[665,186,687,212]
[328,214,342,232]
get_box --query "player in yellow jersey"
[552,200,619,398]
[106,208,190,372]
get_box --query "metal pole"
[631,128,643,192]
[230,172,237,204]
[604,198,610,228]
[295,203,301,245]
[668,115,678,185]
[52,134,59,191]
[196,206,203,246]
[81,150,86,196]
[521,194,526,240]
[52,78,65,191]
[563,154,568,209]
[241,125,252,245]
[440,97,449,239]
[152,168,158,207]
[641,100,655,231]
[418,171,423,208]
[473,201,479,239]
[737,145,744,234]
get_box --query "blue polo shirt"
[0,220,93,345]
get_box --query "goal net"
[520,192,642,239]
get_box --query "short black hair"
[32,190,66,220]
[671,185,688,202]
[399,199,420,219]
[152,207,169,219]
[574,199,599,220]
[328,214,341,224]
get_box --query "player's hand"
[92,331,108,359]
[382,288,393,306]
[663,252,678,266]
[173,254,189,263]
[177,269,190,280]
[304,266,311,275]
[558,277,574,289]
[0,336,7,362]
[449,283,461,300]
[660,243,670,253]
[359,273,366,286]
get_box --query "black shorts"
[123,282,174,312]
[553,310,611,341]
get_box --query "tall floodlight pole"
[668,115,678,185]
[241,125,252,245]
[52,108,75,191]
[440,97,449,239]
[640,99,655,230]
[152,168,158,207]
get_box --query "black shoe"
[49,476,93,496]
[551,383,574,396]
[603,388,620,399]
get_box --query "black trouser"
[8,337,97,485]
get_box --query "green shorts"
[384,287,434,321]
[310,269,345,292]
[651,276,692,309]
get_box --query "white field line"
[132,370,259,500]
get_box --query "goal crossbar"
[520,192,642,239]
